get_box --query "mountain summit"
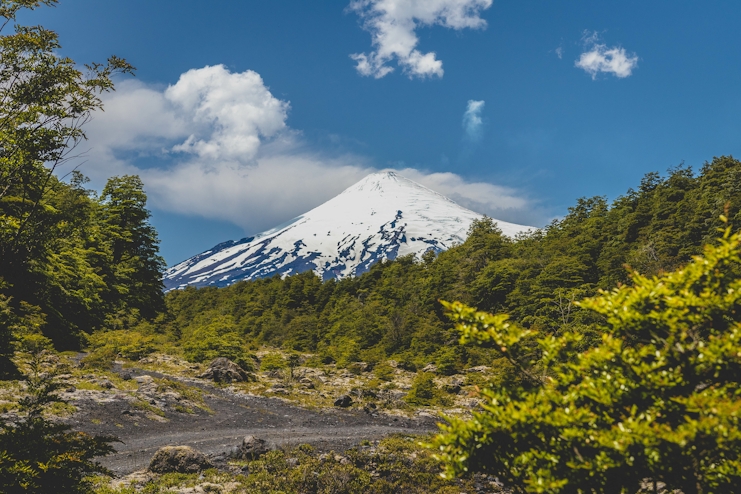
[163,171,532,290]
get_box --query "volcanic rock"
[199,357,252,383]
[334,395,353,408]
[148,446,213,474]
[239,435,274,460]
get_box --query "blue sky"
[25,1,741,264]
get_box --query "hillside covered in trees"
[147,156,741,374]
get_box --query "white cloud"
[349,0,493,79]
[76,65,534,234]
[575,31,638,79]
[397,168,528,218]
[462,99,485,141]
[555,46,563,59]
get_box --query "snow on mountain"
[163,171,532,290]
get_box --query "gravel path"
[67,368,438,475]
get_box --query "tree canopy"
[0,0,164,364]
[433,223,741,493]
[156,157,741,376]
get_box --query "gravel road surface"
[67,368,438,475]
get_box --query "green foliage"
[433,226,741,493]
[182,330,252,369]
[0,0,163,356]
[81,328,162,370]
[433,346,461,376]
[157,157,741,374]
[0,352,117,493]
[406,372,448,407]
[259,352,287,371]
[373,361,395,381]
[87,330,158,361]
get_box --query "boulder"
[334,395,353,408]
[445,383,462,395]
[148,446,213,474]
[239,435,273,460]
[97,378,115,389]
[199,357,252,383]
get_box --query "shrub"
[79,347,117,370]
[373,361,395,381]
[434,226,741,493]
[182,329,254,371]
[0,353,116,493]
[86,330,157,361]
[433,347,460,376]
[82,329,160,370]
[406,372,448,407]
[395,353,417,372]
[259,352,286,371]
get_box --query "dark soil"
[67,367,438,476]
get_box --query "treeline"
[0,0,163,373]
[0,1,167,490]
[155,156,741,372]
[0,173,165,352]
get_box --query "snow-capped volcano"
[163,171,532,290]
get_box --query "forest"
[2,0,741,491]
[138,156,741,375]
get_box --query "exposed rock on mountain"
[164,171,531,290]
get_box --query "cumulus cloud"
[575,31,638,79]
[462,99,485,141]
[76,65,534,234]
[349,0,492,78]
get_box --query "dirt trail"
[67,368,438,475]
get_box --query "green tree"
[0,0,136,352]
[99,175,165,320]
[433,225,741,493]
[0,352,116,493]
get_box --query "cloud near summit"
[78,65,534,233]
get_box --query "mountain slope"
[163,171,532,290]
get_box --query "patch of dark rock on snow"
[198,357,254,383]
[149,445,213,474]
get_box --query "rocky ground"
[58,360,439,475]
[1,352,501,492]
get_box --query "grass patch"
[130,399,165,417]
[45,401,77,417]
[155,377,212,414]
[173,404,194,414]
[74,381,105,392]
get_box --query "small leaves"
[433,229,741,493]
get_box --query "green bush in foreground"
[0,353,116,493]
[433,225,741,493]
